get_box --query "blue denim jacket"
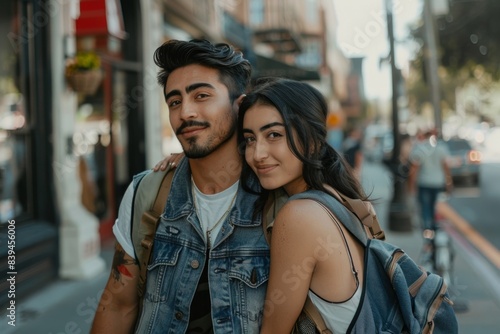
[134,158,270,333]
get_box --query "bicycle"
[418,219,455,287]
[423,230,454,281]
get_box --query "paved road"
[448,162,500,250]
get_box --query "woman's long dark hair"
[237,78,368,215]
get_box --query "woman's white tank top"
[307,286,362,334]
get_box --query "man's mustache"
[176,121,210,135]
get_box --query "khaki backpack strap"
[263,186,384,241]
[134,161,181,300]
[151,169,174,217]
[328,187,385,241]
[303,296,333,334]
[136,163,177,299]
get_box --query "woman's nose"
[253,140,268,161]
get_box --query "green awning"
[254,55,320,81]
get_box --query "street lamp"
[384,0,412,231]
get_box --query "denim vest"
[134,158,270,333]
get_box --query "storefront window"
[250,0,264,26]
[0,1,29,222]
[75,65,131,221]
[75,80,109,219]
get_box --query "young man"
[90,39,269,333]
[409,129,453,234]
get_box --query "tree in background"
[407,0,500,124]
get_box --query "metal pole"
[385,0,412,232]
[386,1,400,165]
[423,0,443,137]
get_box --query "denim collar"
[164,157,261,227]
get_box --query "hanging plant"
[65,51,103,96]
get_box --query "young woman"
[238,78,368,334]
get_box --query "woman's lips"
[256,165,277,175]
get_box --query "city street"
[363,159,500,334]
[448,162,500,251]
[2,1,499,333]
[1,159,499,333]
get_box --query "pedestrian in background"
[408,129,453,237]
[342,126,364,178]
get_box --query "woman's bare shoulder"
[274,198,333,232]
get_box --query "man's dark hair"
[154,39,252,102]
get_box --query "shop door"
[75,58,145,239]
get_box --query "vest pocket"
[145,243,182,302]
[228,255,270,288]
[228,255,270,328]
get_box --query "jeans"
[417,186,442,231]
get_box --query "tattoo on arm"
[111,244,137,284]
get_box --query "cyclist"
[408,129,453,281]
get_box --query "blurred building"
[342,57,366,121]
[0,0,358,305]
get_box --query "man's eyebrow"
[165,83,215,101]
[186,82,215,94]
[165,89,181,101]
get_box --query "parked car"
[444,138,481,186]
[363,124,393,162]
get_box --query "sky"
[332,0,423,100]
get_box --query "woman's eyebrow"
[259,122,284,132]
[242,122,284,134]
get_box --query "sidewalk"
[1,241,115,334]
[1,161,499,333]
[360,161,423,256]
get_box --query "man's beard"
[183,115,237,159]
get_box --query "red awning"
[76,0,127,39]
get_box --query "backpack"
[283,190,458,334]
[130,162,177,303]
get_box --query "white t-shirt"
[191,180,239,248]
[112,180,240,258]
[410,139,450,188]
[113,182,136,258]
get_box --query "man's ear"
[235,94,246,107]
